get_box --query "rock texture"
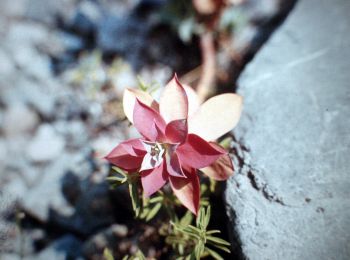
[226,0,350,259]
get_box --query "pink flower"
[105,75,242,214]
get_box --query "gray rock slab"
[226,0,350,259]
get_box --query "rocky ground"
[227,0,350,259]
[0,0,297,259]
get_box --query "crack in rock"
[229,135,287,206]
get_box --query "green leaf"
[218,136,232,150]
[206,230,221,235]
[203,206,211,230]
[172,224,200,240]
[146,202,162,222]
[205,247,224,260]
[200,183,208,194]
[194,241,205,260]
[206,236,231,247]
[112,166,127,175]
[178,243,184,255]
[103,248,114,260]
[135,249,146,260]
[180,211,193,227]
[106,175,127,188]
[209,178,217,193]
[149,196,163,203]
[166,236,187,245]
[183,225,201,236]
[137,76,148,91]
[139,208,150,219]
[199,199,209,207]
[209,244,231,254]
[106,175,123,181]
[129,182,141,217]
[196,207,203,228]
[107,167,128,188]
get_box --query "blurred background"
[0,0,296,259]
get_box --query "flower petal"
[133,99,166,141]
[188,94,243,141]
[200,143,233,181]
[166,152,186,178]
[159,75,188,123]
[165,119,188,144]
[120,139,147,156]
[123,88,159,123]
[105,139,146,171]
[141,161,167,197]
[169,169,200,215]
[176,134,225,169]
[183,84,200,117]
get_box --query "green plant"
[107,167,231,259]
[105,76,241,259]
[167,206,230,260]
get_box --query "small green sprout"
[137,76,160,94]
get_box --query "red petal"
[200,142,233,180]
[159,74,188,123]
[165,119,188,144]
[176,134,225,169]
[141,161,168,197]
[169,169,200,215]
[166,152,186,178]
[133,99,166,141]
[120,139,147,156]
[201,154,233,181]
[105,139,146,171]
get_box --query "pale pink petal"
[169,169,200,215]
[183,84,200,117]
[133,99,166,141]
[176,134,224,169]
[105,139,146,171]
[166,152,186,178]
[165,119,188,144]
[123,88,159,123]
[159,75,188,123]
[141,161,167,197]
[188,94,243,141]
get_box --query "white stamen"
[140,141,165,171]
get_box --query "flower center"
[150,142,164,157]
[140,141,166,171]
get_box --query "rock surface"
[226,0,350,259]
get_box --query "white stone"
[21,152,82,221]
[12,46,51,79]
[0,48,15,79]
[92,135,122,159]
[3,103,39,137]
[109,62,137,96]
[55,120,89,149]
[16,77,57,117]
[26,124,65,162]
